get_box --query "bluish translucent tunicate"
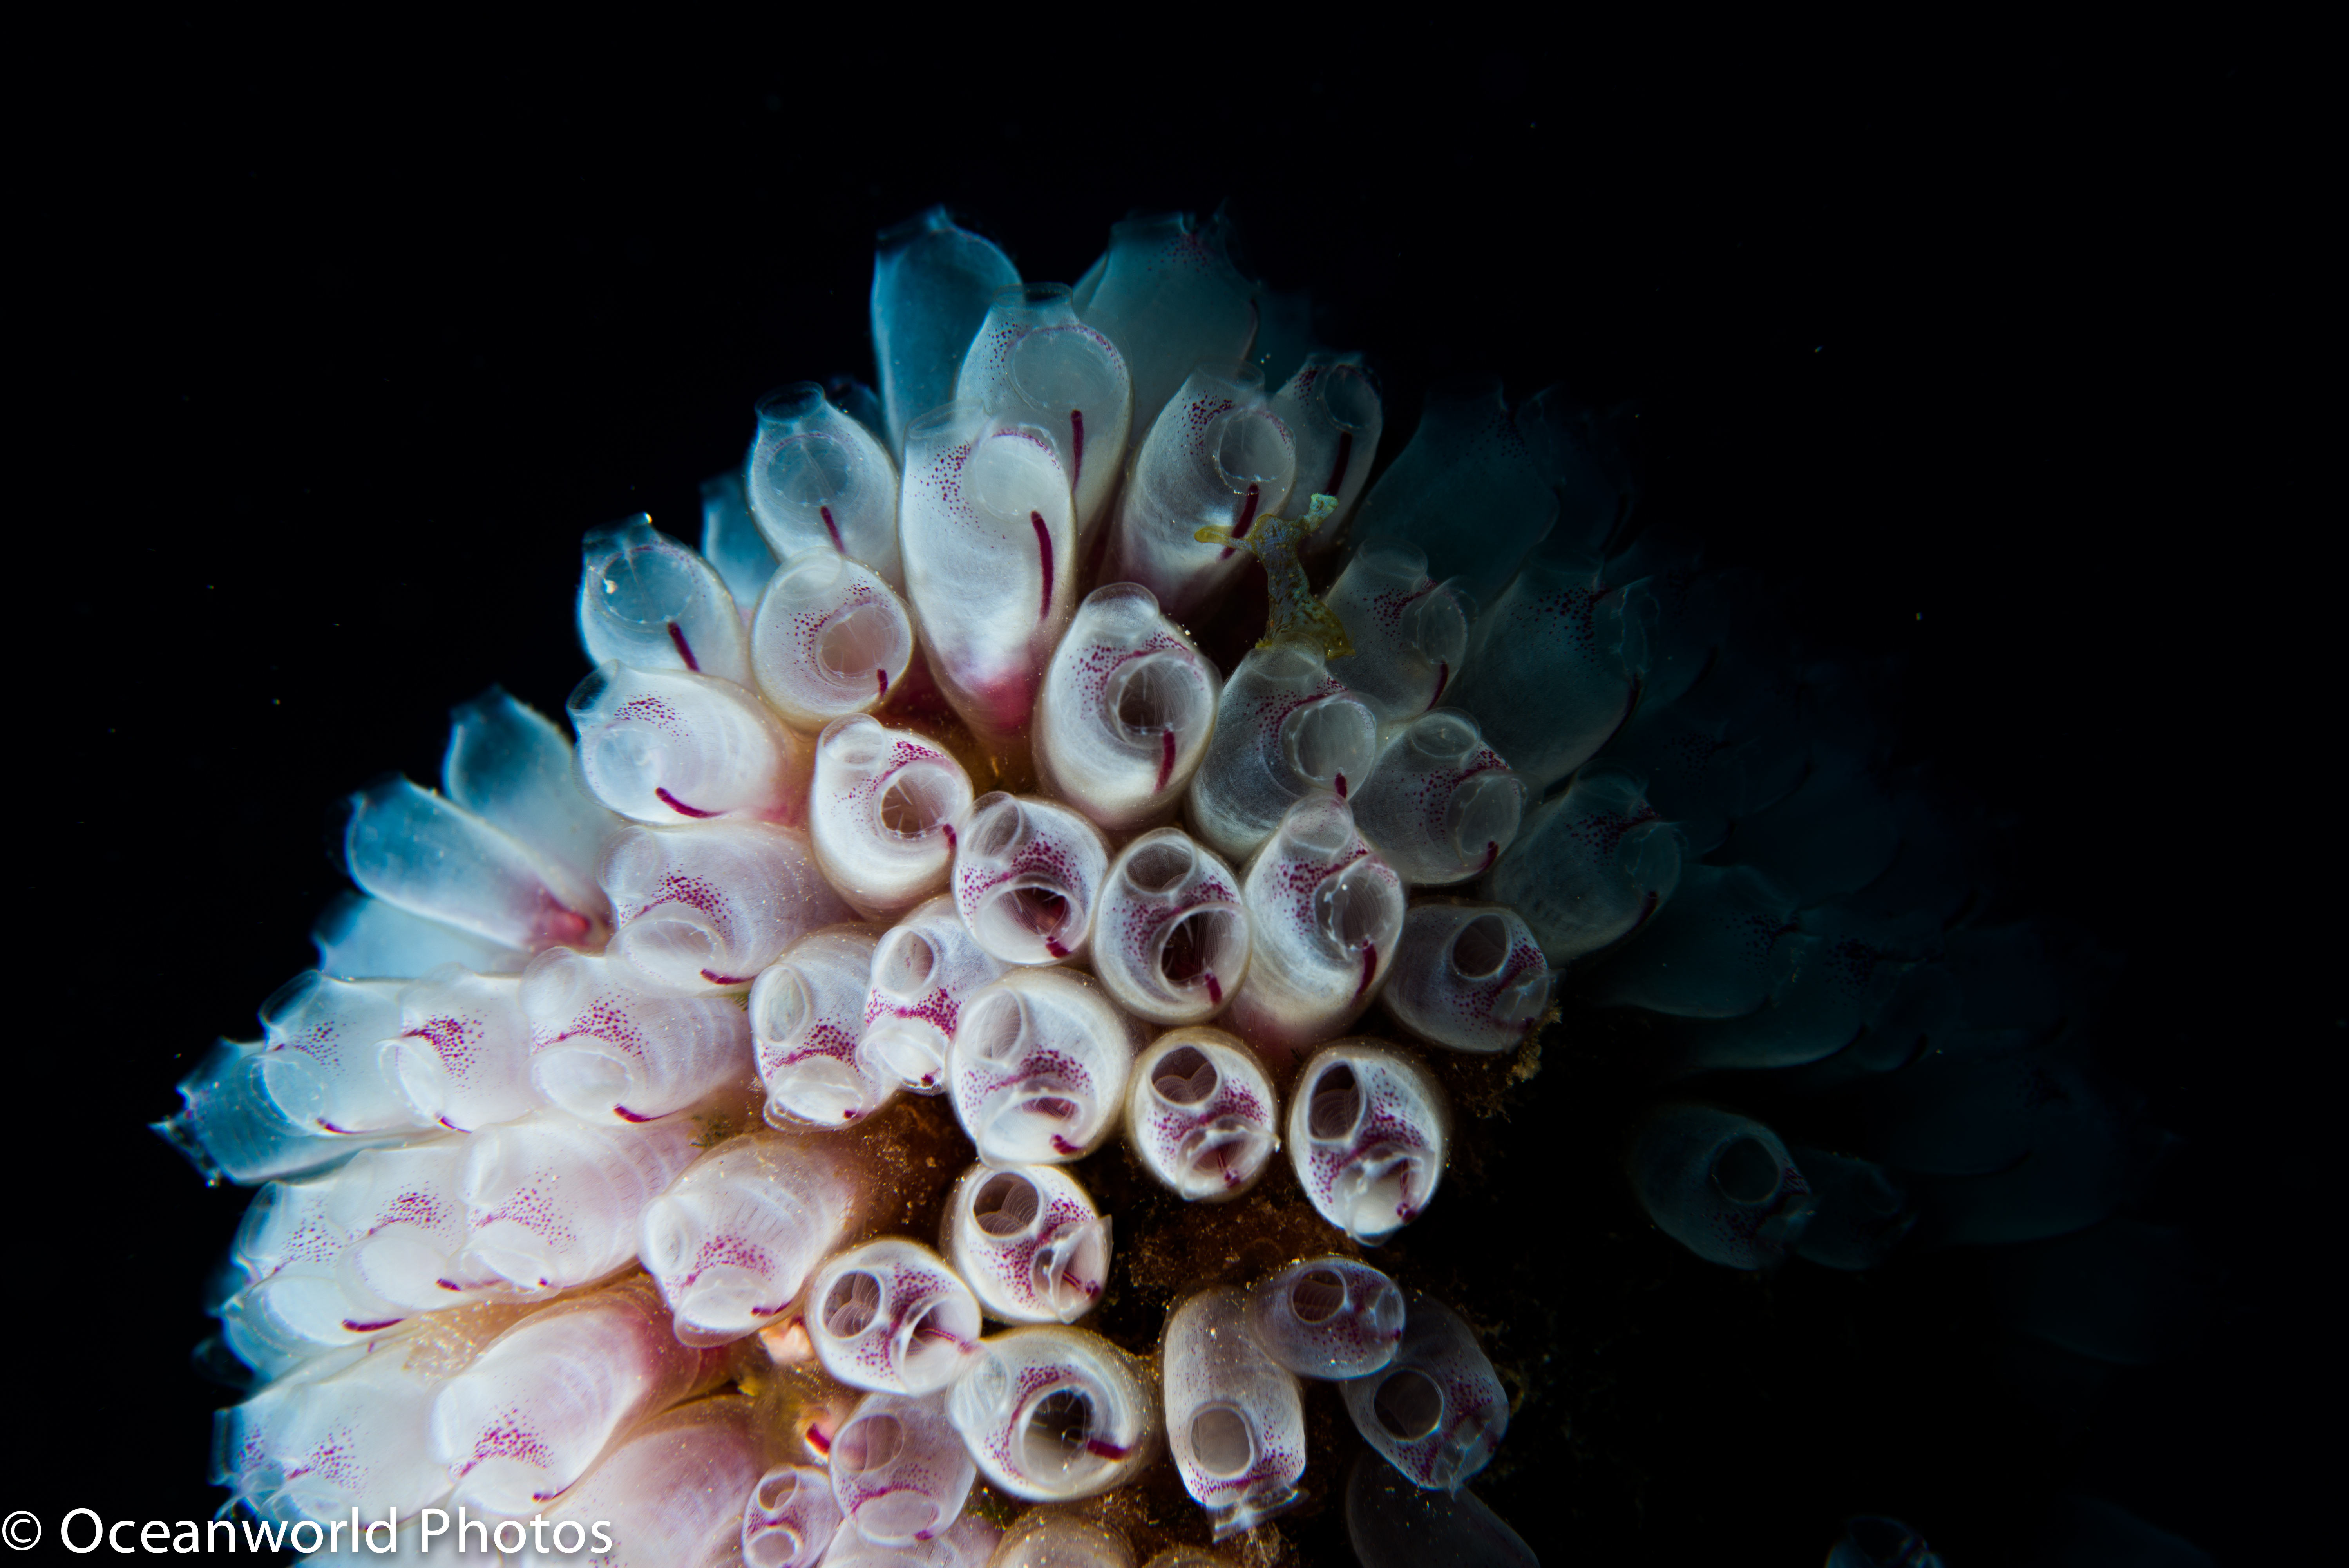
[869,207,1020,454]
[1629,1104,1815,1270]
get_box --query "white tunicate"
[752,924,892,1128]
[1071,209,1259,439]
[1162,1287,1306,1538]
[1286,1041,1449,1244]
[1242,1257,1406,1381]
[1628,1104,1817,1271]
[949,968,1141,1165]
[1100,361,1295,623]
[741,1463,843,1568]
[530,1396,774,1568]
[1124,1029,1279,1203]
[750,549,917,731]
[807,1237,983,1395]
[454,1108,704,1294]
[872,207,1022,457]
[1348,710,1526,887]
[1222,795,1405,1060]
[637,1132,859,1346]
[1185,641,1378,868]
[1446,556,1655,794]
[577,514,753,689]
[956,282,1133,542]
[1486,765,1683,964]
[946,1326,1158,1503]
[1323,544,1473,723]
[942,1161,1112,1325]
[1033,584,1221,834]
[388,964,543,1132]
[1341,1293,1509,1492]
[429,1279,718,1515]
[1091,831,1249,1027]
[1269,353,1383,555]
[253,969,417,1136]
[747,381,904,589]
[899,403,1079,743]
[1381,904,1551,1055]
[568,661,811,827]
[519,947,753,1124]
[599,819,850,993]
[155,1036,407,1186]
[221,1138,490,1376]
[442,685,620,921]
[701,469,777,614]
[860,897,1010,1095]
[951,794,1110,968]
[829,1389,975,1547]
[346,777,606,955]
[810,716,972,922]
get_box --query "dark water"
[22,47,2314,1563]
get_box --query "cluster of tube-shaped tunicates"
[170,202,2168,1568]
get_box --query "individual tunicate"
[1123,1029,1279,1202]
[637,1132,859,1345]
[740,1463,843,1568]
[1447,556,1654,794]
[1380,904,1551,1055]
[577,514,752,689]
[946,1325,1158,1502]
[454,1108,704,1294]
[1344,376,1557,608]
[829,1389,976,1547]
[860,897,1010,1094]
[346,776,605,957]
[951,794,1110,968]
[872,208,1022,456]
[1101,361,1295,622]
[810,716,972,921]
[530,1394,775,1567]
[807,1238,983,1396]
[1339,1293,1507,1491]
[1486,765,1683,964]
[1269,352,1382,553]
[1222,795,1404,1058]
[942,1161,1111,1325]
[1323,544,1471,721]
[1628,1104,1816,1270]
[387,964,543,1133]
[1070,209,1258,438]
[753,924,892,1127]
[1161,1287,1305,1537]
[1285,1040,1449,1244]
[750,550,917,730]
[519,947,753,1123]
[956,282,1132,540]
[1241,1256,1407,1380]
[598,818,850,991]
[568,661,811,826]
[747,381,904,588]
[1343,1449,1537,1568]
[1091,831,1248,1026]
[1032,584,1220,833]
[1348,710,1525,886]
[1185,640,1377,867]
[948,968,1140,1164]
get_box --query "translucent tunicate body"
[1323,544,1472,722]
[345,776,604,957]
[1185,641,1377,867]
[899,403,1079,742]
[942,1161,1111,1325]
[1032,584,1220,833]
[1486,765,1683,964]
[1628,1104,1817,1270]
[860,897,1011,1094]
[1242,1256,1407,1380]
[1343,1450,1537,1568]
[519,947,753,1123]
[956,282,1133,540]
[949,968,1140,1164]
[1339,1293,1508,1492]
[747,381,904,588]
[568,661,810,826]
[428,1279,720,1514]
[1161,1287,1306,1537]
[1447,556,1654,794]
[598,818,849,991]
[946,1325,1158,1502]
[1071,209,1259,439]
[577,514,752,688]
[1123,1029,1279,1202]
[1788,1145,1918,1271]
[637,1132,858,1345]
[1348,710,1526,886]
[951,794,1110,968]
[252,970,415,1137]
[1222,795,1405,1058]
[807,1237,983,1395]
[1269,353,1383,554]
[1588,863,1799,1018]
[388,964,542,1133]
[1286,1040,1449,1244]
[702,468,776,613]
[810,716,972,921]
[1381,904,1551,1055]
[1091,830,1248,1026]
[871,207,1022,456]
[985,1514,1136,1568]
[1345,376,1558,609]
[1101,361,1295,623]
[533,1395,776,1568]
[740,1463,843,1568]
[829,1389,975,1547]
[750,550,917,729]
[441,685,619,926]
[753,924,891,1127]
[454,1108,704,1294]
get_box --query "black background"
[19,37,2319,1564]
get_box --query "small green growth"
[689,1111,740,1150]
[1195,492,1354,658]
